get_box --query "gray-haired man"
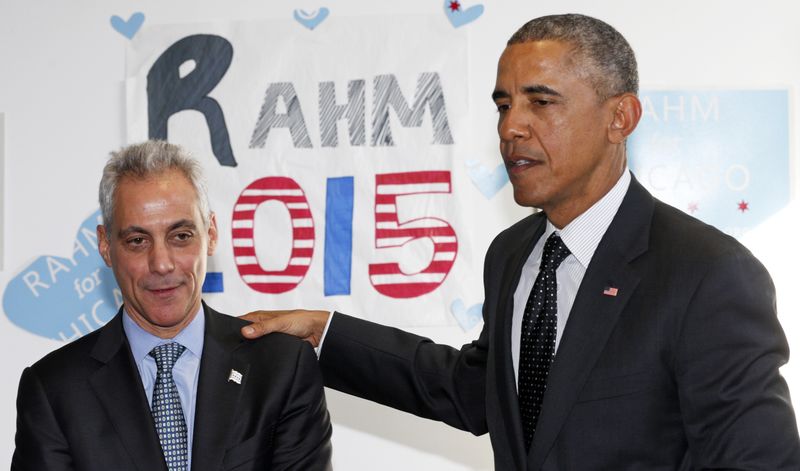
[13,141,332,471]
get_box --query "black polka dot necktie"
[518,233,571,450]
[150,342,188,471]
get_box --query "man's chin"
[512,190,543,210]
[138,304,194,328]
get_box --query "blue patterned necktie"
[150,342,188,471]
[518,233,571,450]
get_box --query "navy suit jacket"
[320,175,800,470]
[13,303,332,471]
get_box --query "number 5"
[369,171,458,298]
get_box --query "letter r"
[147,34,237,167]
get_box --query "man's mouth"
[147,284,181,296]
[151,287,175,293]
[505,157,540,173]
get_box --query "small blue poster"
[629,90,790,238]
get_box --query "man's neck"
[546,168,628,229]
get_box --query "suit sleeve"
[317,240,500,436]
[319,313,489,435]
[270,342,333,471]
[11,367,75,471]
[676,249,800,468]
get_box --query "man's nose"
[498,106,531,142]
[149,241,175,275]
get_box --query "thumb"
[241,316,286,339]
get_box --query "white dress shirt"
[511,171,630,386]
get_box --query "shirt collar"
[122,303,205,364]
[549,170,631,268]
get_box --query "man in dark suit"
[240,14,800,470]
[12,141,332,471]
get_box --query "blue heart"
[293,8,330,30]
[443,1,484,28]
[110,12,145,40]
[3,210,120,341]
[466,160,509,199]
[450,299,483,332]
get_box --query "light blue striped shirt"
[512,171,631,386]
[123,305,204,468]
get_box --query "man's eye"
[175,232,193,242]
[496,103,510,113]
[127,237,145,246]
[533,99,551,106]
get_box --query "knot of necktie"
[150,342,186,373]
[539,233,571,272]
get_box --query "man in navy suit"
[240,14,800,470]
[13,141,332,470]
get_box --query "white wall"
[1,0,799,469]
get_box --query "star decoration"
[449,1,461,12]
[737,200,749,213]
[687,202,699,214]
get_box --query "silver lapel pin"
[228,369,243,384]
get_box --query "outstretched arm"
[239,308,490,435]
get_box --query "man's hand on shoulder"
[240,309,330,347]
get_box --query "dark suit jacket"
[12,303,332,471]
[320,175,800,470]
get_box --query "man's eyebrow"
[116,220,197,238]
[491,90,509,101]
[522,84,562,97]
[492,85,563,102]
[118,226,150,238]
[169,219,198,232]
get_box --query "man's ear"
[96,225,112,267]
[207,212,218,256]
[608,93,642,144]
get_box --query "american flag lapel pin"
[228,369,243,384]
[602,286,619,297]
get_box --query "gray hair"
[508,14,638,100]
[99,140,211,232]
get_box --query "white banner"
[125,16,483,328]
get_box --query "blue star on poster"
[629,89,790,238]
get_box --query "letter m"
[372,73,454,146]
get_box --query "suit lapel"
[191,304,250,471]
[89,310,167,471]
[528,177,653,469]
[493,213,547,470]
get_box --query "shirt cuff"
[314,311,335,358]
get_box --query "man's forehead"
[494,40,592,95]
[112,171,204,225]
[115,170,197,203]
[499,39,576,67]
